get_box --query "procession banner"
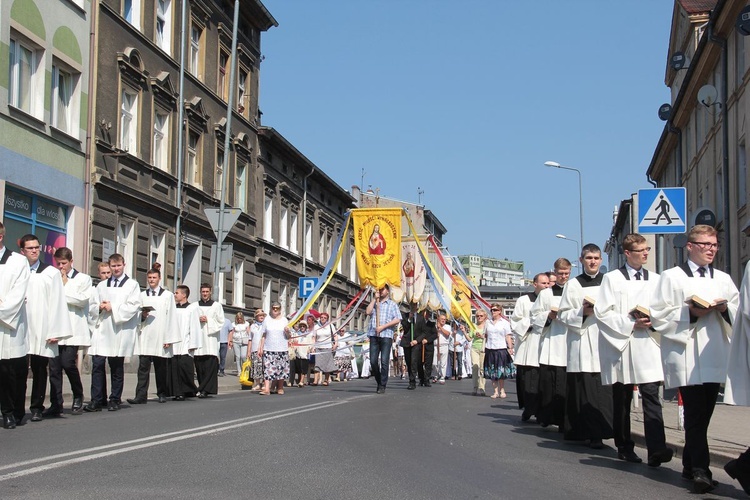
[401,236,427,303]
[352,208,402,289]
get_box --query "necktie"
[697,267,706,277]
[113,278,118,287]
[634,271,641,281]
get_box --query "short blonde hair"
[688,224,718,242]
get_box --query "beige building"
[647,0,750,282]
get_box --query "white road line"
[0,399,349,481]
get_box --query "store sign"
[5,189,33,218]
[36,199,66,229]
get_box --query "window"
[217,272,226,305]
[218,50,229,100]
[280,284,288,316]
[263,195,273,242]
[289,213,298,253]
[319,230,326,265]
[233,261,244,307]
[739,142,747,208]
[156,0,172,54]
[189,22,202,78]
[123,0,141,30]
[9,37,43,118]
[350,247,356,282]
[120,88,139,154]
[280,207,288,249]
[153,110,169,170]
[305,221,312,259]
[235,162,247,211]
[117,220,135,276]
[187,130,201,186]
[3,188,67,266]
[150,231,165,285]
[237,69,248,115]
[716,169,724,223]
[263,278,271,314]
[51,63,79,137]
[215,147,225,198]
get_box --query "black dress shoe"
[2,415,16,429]
[588,439,604,449]
[30,410,43,422]
[647,448,674,467]
[407,383,416,390]
[725,459,750,495]
[693,469,716,494]
[71,397,83,413]
[107,400,120,411]
[173,395,185,401]
[83,401,102,412]
[42,406,63,418]
[126,398,146,405]
[617,449,642,463]
[158,396,167,403]
[197,392,210,399]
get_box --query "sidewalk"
[629,397,750,466]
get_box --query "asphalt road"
[0,378,747,499]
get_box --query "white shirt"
[485,318,511,349]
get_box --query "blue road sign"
[637,187,687,234]
[298,277,319,298]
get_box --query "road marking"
[0,399,354,481]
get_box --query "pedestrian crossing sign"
[637,187,687,234]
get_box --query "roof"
[678,0,717,15]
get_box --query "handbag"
[239,359,253,387]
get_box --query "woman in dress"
[247,308,266,392]
[257,302,291,395]
[229,312,251,377]
[312,312,338,386]
[469,309,487,396]
[484,304,515,399]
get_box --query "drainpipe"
[174,0,188,285]
[710,25,731,275]
[83,0,99,273]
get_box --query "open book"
[583,296,596,307]
[685,295,727,309]
[629,305,650,319]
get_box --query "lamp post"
[544,161,584,246]
[556,233,580,261]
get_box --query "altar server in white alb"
[85,253,142,412]
[511,272,550,421]
[194,283,224,398]
[558,243,612,449]
[530,257,572,428]
[47,247,92,417]
[723,259,750,495]
[0,222,30,429]
[594,233,672,466]
[127,264,180,405]
[171,285,202,400]
[19,234,72,423]
[651,225,739,494]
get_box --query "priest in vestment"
[0,223,30,429]
[85,253,142,412]
[511,272,550,421]
[722,259,750,495]
[19,234,73,422]
[194,284,224,397]
[127,265,180,405]
[594,233,672,466]
[651,225,739,493]
[171,285,202,400]
[530,258,572,428]
[47,246,91,417]
[558,244,612,449]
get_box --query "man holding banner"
[366,286,401,394]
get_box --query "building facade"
[459,254,525,287]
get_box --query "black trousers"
[680,383,721,473]
[739,447,750,467]
[449,351,463,378]
[49,345,83,408]
[29,354,49,412]
[290,358,309,384]
[538,364,566,427]
[612,382,667,455]
[403,345,416,383]
[90,355,124,404]
[0,356,27,420]
[134,355,169,400]
[169,355,197,397]
[520,366,541,419]
[194,355,219,394]
[415,344,434,384]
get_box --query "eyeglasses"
[690,241,719,250]
[271,306,280,310]
[491,309,501,313]
[628,247,651,253]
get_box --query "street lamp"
[544,161,584,246]
[556,233,580,261]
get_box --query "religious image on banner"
[401,237,427,303]
[352,208,402,289]
[451,273,472,320]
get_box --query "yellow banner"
[450,274,472,320]
[353,208,402,289]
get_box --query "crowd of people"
[1,220,749,495]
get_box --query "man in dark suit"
[401,304,437,389]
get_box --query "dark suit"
[400,312,437,385]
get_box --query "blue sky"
[259,0,675,277]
